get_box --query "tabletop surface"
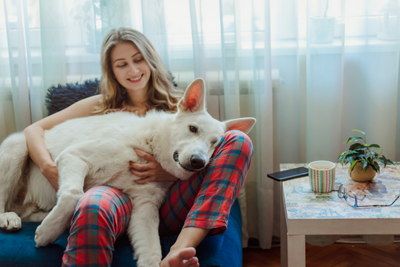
[281,163,400,220]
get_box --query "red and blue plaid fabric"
[62,130,253,266]
[62,186,132,267]
[159,130,253,236]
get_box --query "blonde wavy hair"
[93,27,183,115]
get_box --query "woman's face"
[111,42,151,93]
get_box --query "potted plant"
[310,0,336,43]
[377,0,400,40]
[337,129,394,182]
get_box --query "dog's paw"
[34,224,58,248]
[137,253,162,267]
[0,212,21,231]
[136,261,160,267]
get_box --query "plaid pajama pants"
[62,130,253,267]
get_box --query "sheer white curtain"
[1,0,400,249]
[271,0,400,246]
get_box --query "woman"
[24,27,253,267]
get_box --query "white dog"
[0,78,255,267]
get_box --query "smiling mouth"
[127,74,143,83]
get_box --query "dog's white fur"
[0,78,255,267]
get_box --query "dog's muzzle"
[175,151,206,172]
[190,154,206,170]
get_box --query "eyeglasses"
[335,184,400,208]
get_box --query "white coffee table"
[279,163,400,267]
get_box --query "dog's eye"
[189,125,198,133]
[211,140,217,146]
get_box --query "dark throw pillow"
[45,72,178,115]
[45,79,100,115]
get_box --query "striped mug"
[308,161,336,193]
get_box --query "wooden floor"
[243,242,400,267]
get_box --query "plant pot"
[348,162,377,182]
[310,16,336,43]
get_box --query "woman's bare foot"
[160,247,199,267]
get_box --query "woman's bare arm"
[23,95,103,191]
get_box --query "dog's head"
[168,78,256,180]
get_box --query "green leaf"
[357,154,366,159]
[369,144,381,149]
[361,158,368,169]
[347,156,355,166]
[379,155,388,167]
[373,161,380,173]
[342,151,353,159]
[387,159,394,165]
[354,148,368,154]
[369,151,378,158]
[346,156,356,164]
[355,146,368,150]
[349,136,364,140]
[338,151,349,164]
[352,129,365,135]
[345,136,364,143]
[350,153,365,160]
[370,163,378,172]
[349,143,364,151]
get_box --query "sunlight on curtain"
[1,0,400,249]
[271,0,400,246]
[0,0,31,139]
[0,0,16,141]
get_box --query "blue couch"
[0,200,242,267]
[0,79,243,266]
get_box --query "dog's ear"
[224,118,256,134]
[178,78,205,112]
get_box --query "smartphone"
[267,167,309,182]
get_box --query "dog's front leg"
[0,133,29,231]
[35,154,89,248]
[127,199,162,267]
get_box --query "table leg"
[280,183,288,267]
[281,183,306,267]
[287,234,306,267]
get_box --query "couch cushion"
[0,199,242,267]
[45,79,100,115]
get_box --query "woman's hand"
[131,148,178,184]
[40,161,59,191]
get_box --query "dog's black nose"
[190,154,206,169]
[173,151,179,162]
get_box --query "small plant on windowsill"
[310,0,336,43]
[337,129,394,182]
